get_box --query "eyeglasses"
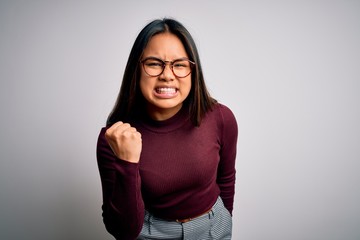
[140,57,195,78]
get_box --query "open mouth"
[154,87,178,98]
[155,87,177,94]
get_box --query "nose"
[159,63,174,81]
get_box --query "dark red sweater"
[96,103,238,240]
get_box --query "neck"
[146,104,183,121]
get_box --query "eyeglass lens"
[142,58,193,78]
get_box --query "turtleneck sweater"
[96,103,238,240]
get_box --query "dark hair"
[106,18,216,126]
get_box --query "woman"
[97,18,238,240]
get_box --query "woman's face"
[139,32,192,120]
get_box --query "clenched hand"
[105,122,142,163]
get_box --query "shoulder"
[211,103,237,125]
[209,103,238,138]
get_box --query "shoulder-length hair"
[106,18,216,127]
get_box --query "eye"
[144,59,163,68]
[173,61,189,68]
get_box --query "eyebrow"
[141,56,191,62]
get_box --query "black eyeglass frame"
[140,57,196,78]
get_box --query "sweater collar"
[137,107,190,133]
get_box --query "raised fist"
[105,122,142,163]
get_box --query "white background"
[1,1,359,239]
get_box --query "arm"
[97,127,144,240]
[217,105,238,215]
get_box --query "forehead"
[142,32,188,59]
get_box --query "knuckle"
[105,129,112,138]
[124,130,130,136]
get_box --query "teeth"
[156,88,176,94]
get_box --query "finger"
[135,131,142,139]
[106,121,123,134]
[106,122,129,140]
[111,122,131,134]
[110,121,125,130]
[127,127,137,133]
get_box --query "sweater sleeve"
[217,105,238,215]
[96,127,144,240]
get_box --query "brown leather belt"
[175,208,213,223]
